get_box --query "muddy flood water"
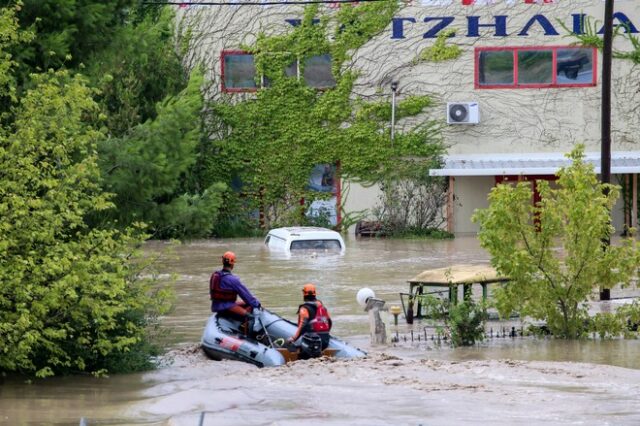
[2,236,640,425]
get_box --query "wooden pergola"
[401,264,509,322]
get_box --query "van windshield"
[289,240,342,251]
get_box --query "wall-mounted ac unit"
[447,102,479,124]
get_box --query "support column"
[625,174,631,232]
[447,176,455,233]
[633,174,638,230]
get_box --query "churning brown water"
[2,236,640,425]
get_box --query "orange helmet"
[222,251,236,266]
[302,283,317,297]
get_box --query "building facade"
[178,0,640,235]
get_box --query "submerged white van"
[264,227,345,253]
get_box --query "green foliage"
[559,16,604,49]
[96,70,226,238]
[589,312,627,340]
[210,1,443,229]
[0,65,172,377]
[86,7,188,137]
[561,16,640,64]
[473,145,640,339]
[614,32,640,64]
[418,295,487,346]
[0,5,34,114]
[447,300,488,346]
[417,30,461,63]
[589,300,640,339]
[12,0,134,74]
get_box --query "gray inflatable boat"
[201,308,366,367]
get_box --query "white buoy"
[356,288,375,308]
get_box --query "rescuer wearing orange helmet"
[287,283,332,350]
[209,251,261,320]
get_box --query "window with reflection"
[476,46,597,89]
[478,50,514,86]
[222,52,257,91]
[518,50,552,85]
[557,48,594,85]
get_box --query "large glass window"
[222,52,257,91]
[290,239,342,251]
[476,46,597,89]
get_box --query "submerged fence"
[390,325,531,345]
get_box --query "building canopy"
[429,151,640,177]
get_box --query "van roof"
[267,226,341,239]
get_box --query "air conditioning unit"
[447,102,480,124]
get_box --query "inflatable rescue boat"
[201,308,366,367]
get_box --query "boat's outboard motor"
[299,333,323,359]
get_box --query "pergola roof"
[408,264,508,285]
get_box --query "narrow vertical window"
[478,50,514,86]
[517,50,553,85]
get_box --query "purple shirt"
[211,269,261,312]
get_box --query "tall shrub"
[0,46,171,376]
[473,146,640,338]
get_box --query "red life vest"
[209,270,237,302]
[300,300,332,333]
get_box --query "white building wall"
[453,176,493,234]
[341,180,382,232]
[178,1,640,235]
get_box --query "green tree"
[10,0,134,74]
[96,70,227,238]
[472,146,640,338]
[209,3,443,230]
[0,10,172,376]
[85,6,189,137]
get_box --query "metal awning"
[429,151,640,177]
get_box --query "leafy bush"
[447,300,488,347]
[418,295,487,347]
[0,63,172,377]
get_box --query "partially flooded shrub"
[418,295,488,347]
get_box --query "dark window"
[222,51,257,92]
[222,51,337,91]
[303,54,336,89]
[290,239,342,250]
[476,46,597,89]
[285,61,298,78]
